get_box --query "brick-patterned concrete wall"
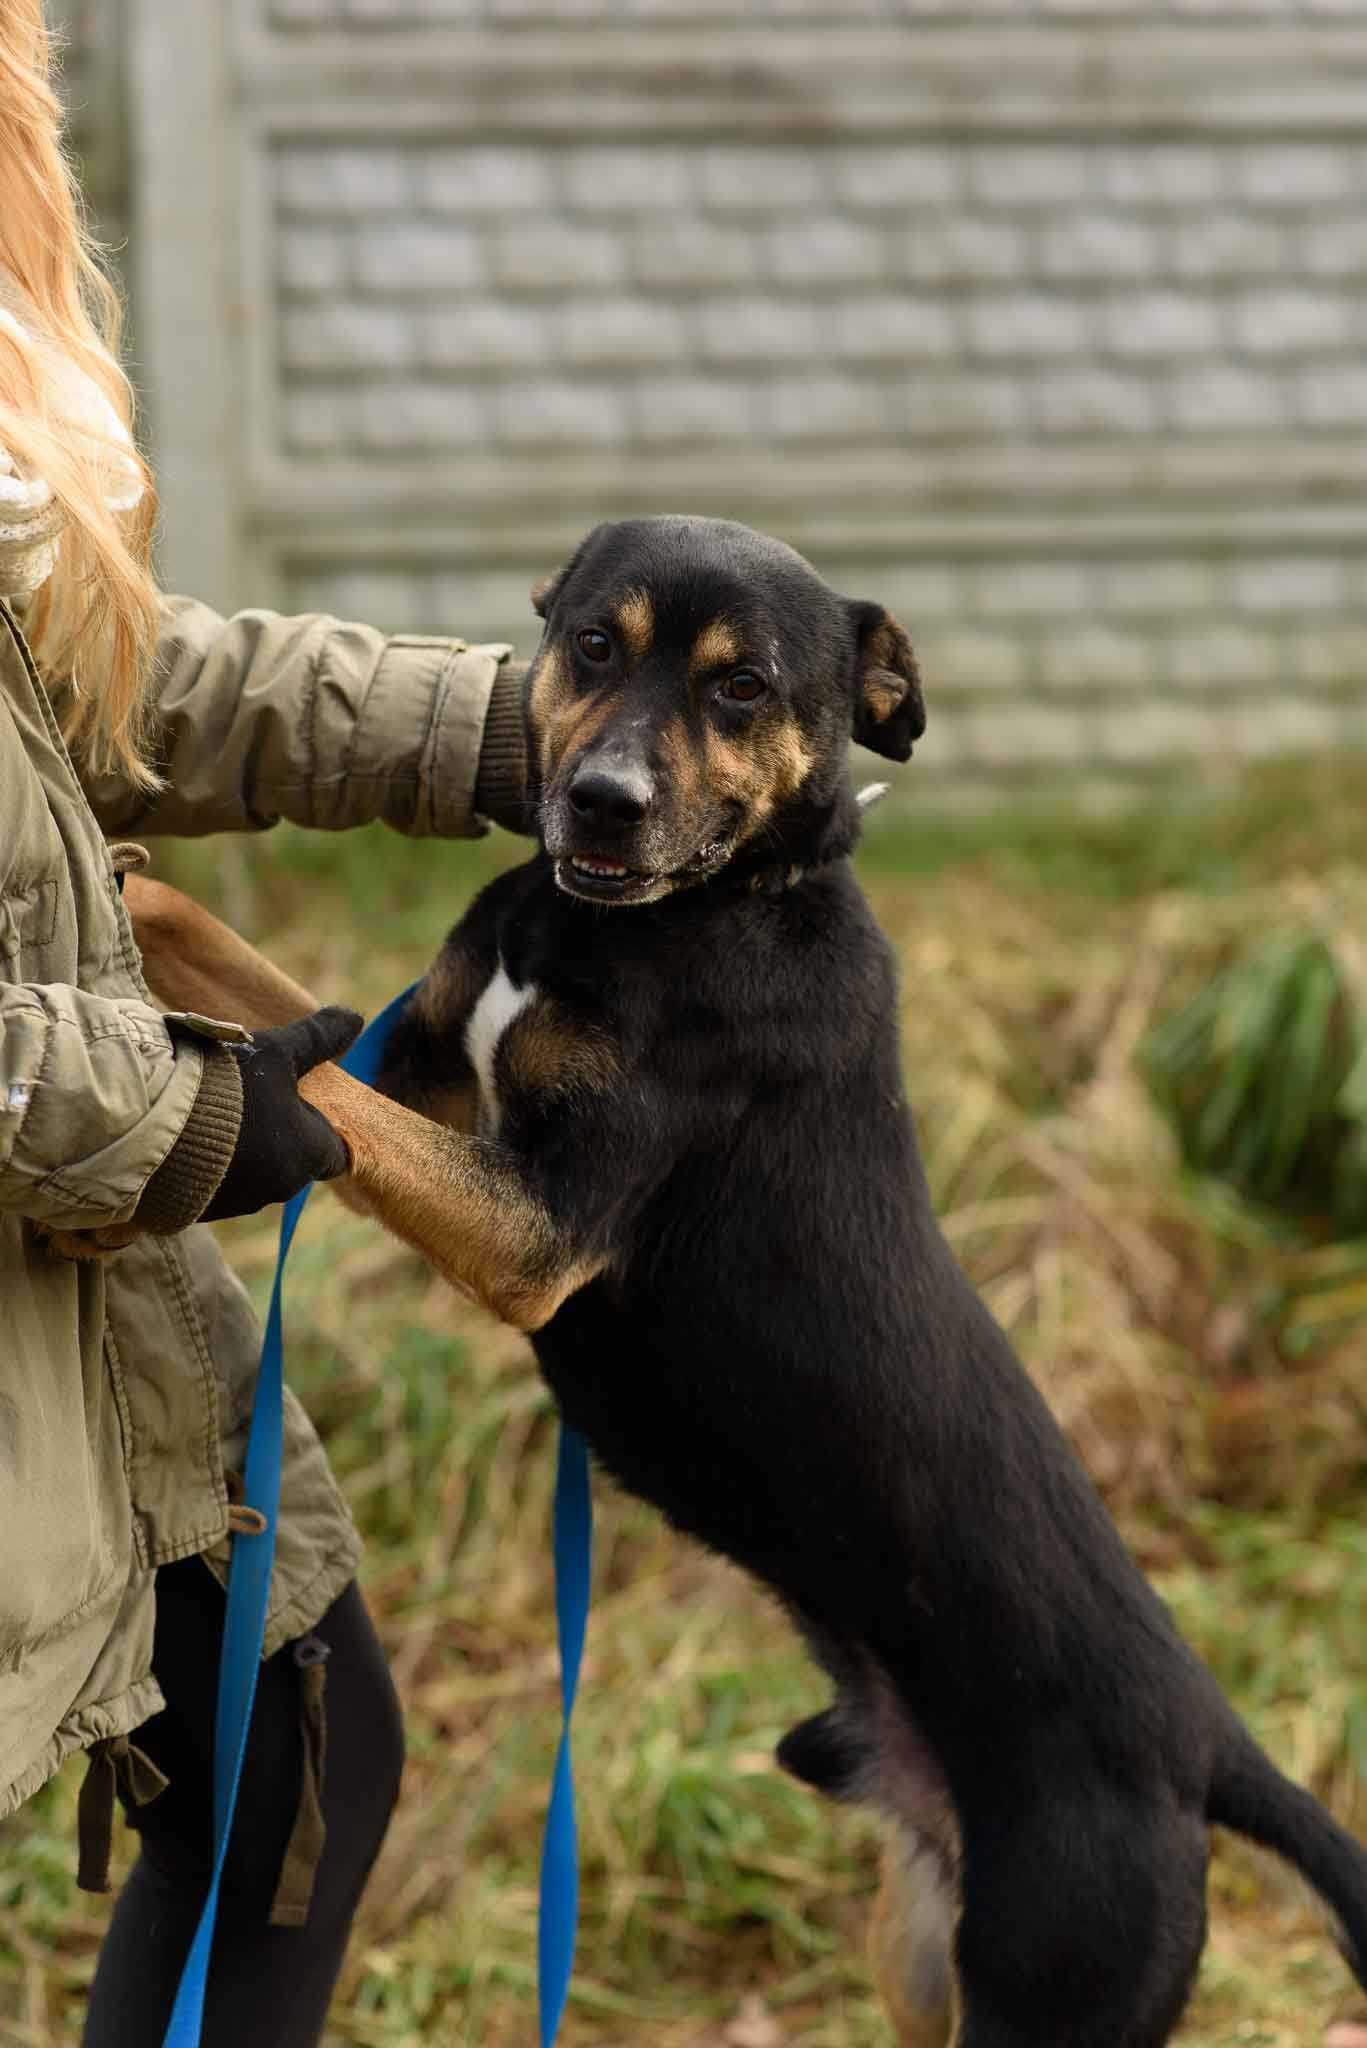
[97,5,1367,800]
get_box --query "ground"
[3,761,1365,2047]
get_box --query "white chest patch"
[464,964,536,1133]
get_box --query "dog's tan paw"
[38,1221,145,1261]
[871,1832,959,2048]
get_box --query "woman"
[0,7,527,2042]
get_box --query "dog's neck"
[716,777,866,898]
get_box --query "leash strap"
[160,1165,304,2045]
[161,986,414,2048]
[538,1423,592,2047]
[161,982,592,2047]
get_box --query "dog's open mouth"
[559,854,649,903]
[555,838,735,905]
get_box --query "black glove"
[201,1007,364,1222]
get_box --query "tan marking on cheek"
[659,716,705,815]
[765,718,815,804]
[703,717,814,848]
[529,646,573,784]
[545,689,619,789]
[689,618,740,676]
[703,730,762,810]
[614,588,654,660]
[703,731,779,849]
[501,999,620,1102]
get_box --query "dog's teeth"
[572,858,629,878]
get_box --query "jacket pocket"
[0,875,59,968]
[0,1217,131,1678]
[101,1235,227,1568]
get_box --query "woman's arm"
[0,981,240,1233]
[82,597,528,840]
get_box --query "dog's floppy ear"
[531,526,608,621]
[530,567,565,619]
[848,601,926,762]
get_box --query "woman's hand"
[200,1008,363,1220]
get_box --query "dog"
[124,516,1367,2046]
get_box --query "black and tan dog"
[127,517,1367,2046]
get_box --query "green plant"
[1145,926,1367,1233]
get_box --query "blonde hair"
[0,0,159,789]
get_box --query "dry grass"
[3,764,1366,2046]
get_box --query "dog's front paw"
[36,1220,146,1262]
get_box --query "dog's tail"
[1209,1724,1367,1987]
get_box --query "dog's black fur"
[381,517,1367,2045]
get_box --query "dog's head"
[525,516,925,907]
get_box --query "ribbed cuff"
[473,660,531,835]
[135,1044,244,1235]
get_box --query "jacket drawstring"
[268,1633,331,1927]
[76,1735,169,1894]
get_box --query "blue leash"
[162,986,591,2047]
[539,1423,592,2048]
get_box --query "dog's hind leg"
[779,1681,963,2047]
[949,1796,1208,2048]
[871,1825,961,2048]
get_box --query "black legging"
[83,1557,404,2048]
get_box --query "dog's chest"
[464,961,536,1134]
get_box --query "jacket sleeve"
[0,984,242,1232]
[84,597,528,840]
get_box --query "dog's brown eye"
[577,628,612,663]
[720,670,766,704]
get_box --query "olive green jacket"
[0,595,525,1819]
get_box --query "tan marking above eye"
[614,589,655,659]
[689,618,741,675]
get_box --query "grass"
[1145,924,1367,1234]
[3,759,1367,2047]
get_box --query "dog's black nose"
[567,763,653,831]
